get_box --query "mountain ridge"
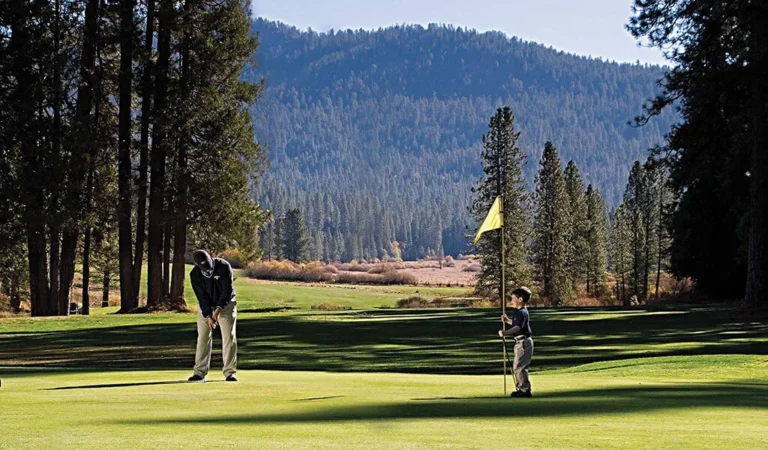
[245,18,676,260]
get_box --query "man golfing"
[499,287,533,397]
[188,250,238,383]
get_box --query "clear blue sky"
[251,0,665,65]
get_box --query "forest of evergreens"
[248,19,677,261]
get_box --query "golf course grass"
[1,281,767,448]
[128,265,472,310]
[1,356,766,449]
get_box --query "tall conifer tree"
[533,142,572,305]
[470,107,531,298]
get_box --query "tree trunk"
[163,221,172,298]
[170,3,191,307]
[82,227,92,315]
[57,233,78,315]
[655,187,664,299]
[117,0,137,312]
[49,228,60,312]
[746,3,768,307]
[147,0,173,308]
[49,0,61,305]
[102,270,111,308]
[9,280,21,313]
[57,0,100,316]
[133,0,155,299]
[27,224,52,316]
[10,3,53,316]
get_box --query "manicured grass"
[2,306,766,373]
[1,355,766,449]
[2,284,767,448]
[129,264,471,310]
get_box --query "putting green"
[1,355,766,449]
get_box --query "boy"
[498,287,533,397]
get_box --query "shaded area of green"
[126,383,768,424]
[2,306,766,374]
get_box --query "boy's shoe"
[188,374,206,382]
[511,390,532,398]
[225,374,238,382]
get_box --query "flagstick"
[500,195,506,396]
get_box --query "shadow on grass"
[2,306,767,374]
[45,380,224,390]
[291,396,345,402]
[117,383,768,425]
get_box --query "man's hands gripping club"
[206,307,223,330]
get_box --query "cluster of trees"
[256,188,454,262]
[0,0,264,316]
[610,160,672,305]
[472,108,609,306]
[249,19,676,261]
[628,0,767,305]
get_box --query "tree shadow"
[291,396,345,402]
[2,306,766,374]
[117,383,768,426]
[44,380,224,390]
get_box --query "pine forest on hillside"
[247,19,677,261]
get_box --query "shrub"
[367,262,404,274]
[324,264,339,274]
[0,293,11,313]
[347,263,370,272]
[462,263,481,272]
[380,271,417,285]
[396,296,430,308]
[444,256,455,267]
[304,261,325,271]
[396,296,496,308]
[311,302,350,311]
[335,272,380,284]
[244,260,334,282]
[218,248,250,269]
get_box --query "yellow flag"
[474,196,503,244]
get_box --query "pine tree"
[272,216,284,261]
[470,107,532,298]
[585,184,608,296]
[645,160,673,299]
[610,204,632,305]
[283,209,310,263]
[533,142,573,305]
[564,160,589,288]
[623,162,645,301]
[629,0,768,307]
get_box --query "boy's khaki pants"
[193,301,237,378]
[513,337,534,393]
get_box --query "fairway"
[2,300,768,449]
[1,356,767,449]
[129,265,472,310]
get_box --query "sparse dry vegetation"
[246,260,417,285]
[396,296,496,308]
